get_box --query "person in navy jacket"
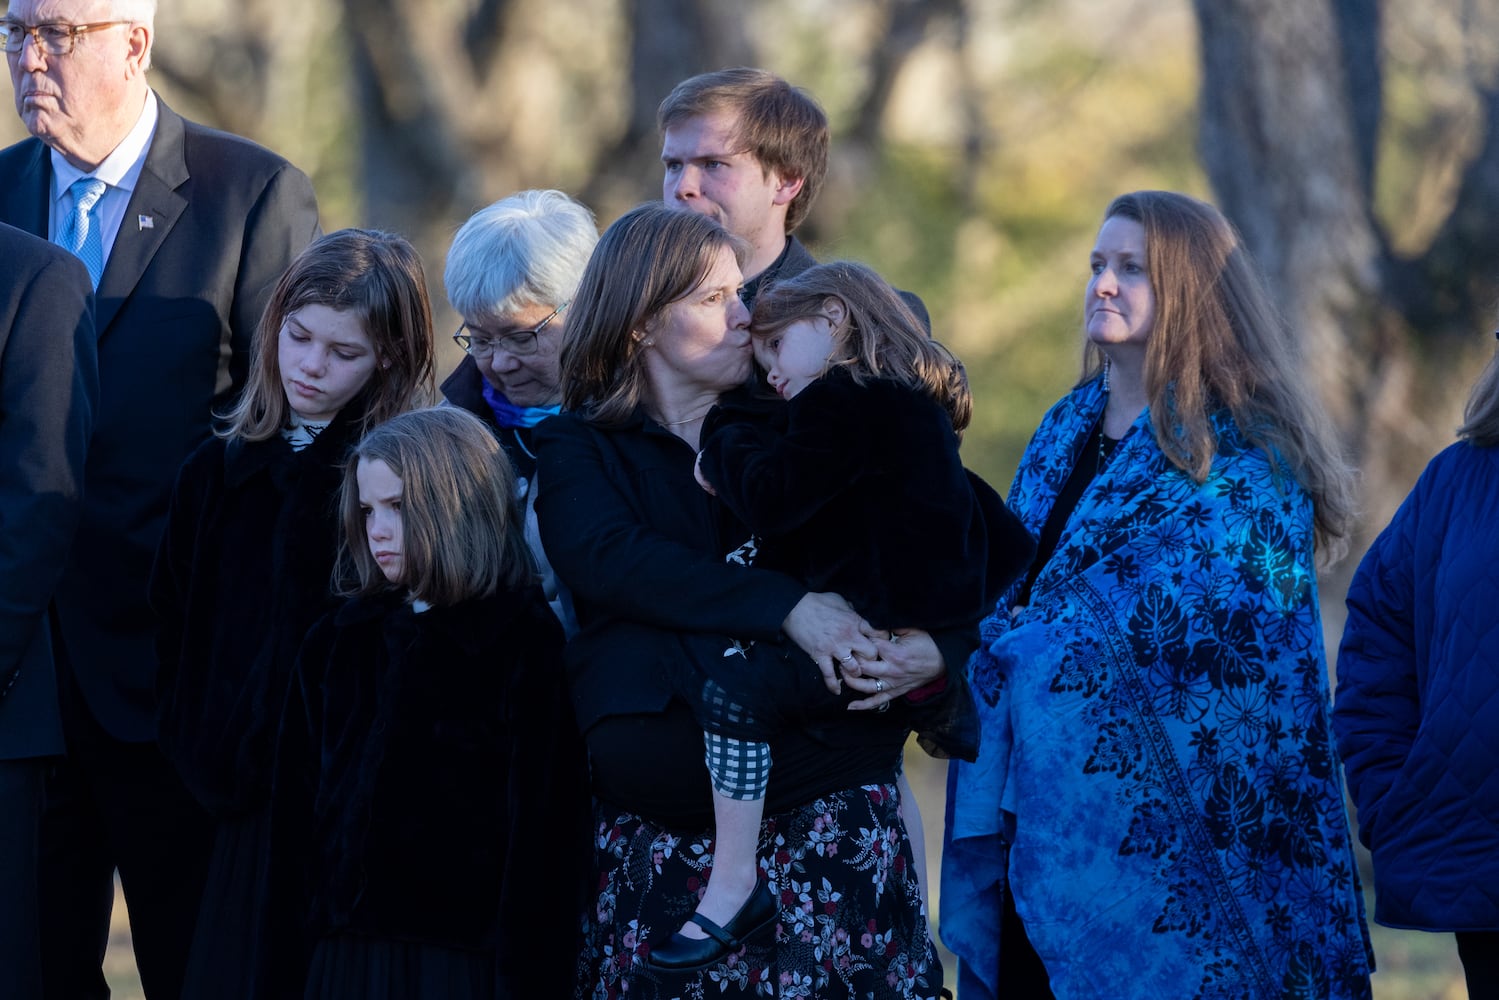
[1334,338,1499,998]
[0,222,96,1000]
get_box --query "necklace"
[1097,427,1118,474]
[659,404,714,427]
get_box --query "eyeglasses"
[0,20,132,56]
[453,301,567,359]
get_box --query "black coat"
[700,372,1031,633]
[0,96,320,742]
[534,411,806,733]
[440,360,578,633]
[440,358,535,479]
[697,375,1034,759]
[151,401,365,816]
[534,410,979,826]
[0,226,95,760]
[270,587,586,994]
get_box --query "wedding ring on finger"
[838,653,855,664]
[874,678,886,693]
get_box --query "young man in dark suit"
[0,222,96,1000]
[0,4,319,996]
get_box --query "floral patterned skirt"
[575,782,943,1000]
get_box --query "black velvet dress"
[267,586,589,999]
[152,400,369,1000]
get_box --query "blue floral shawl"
[941,379,1373,999]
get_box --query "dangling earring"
[1101,356,1112,393]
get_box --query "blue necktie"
[59,177,108,289]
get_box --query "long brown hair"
[559,204,747,425]
[222,229,436,441]
[335,407,531,605]
[1083,191,1354,554]
[751,260,971,433]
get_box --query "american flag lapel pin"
[138,215,154,231]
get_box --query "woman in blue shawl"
[942,191,1374,999]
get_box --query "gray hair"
[444,190,598,323]
[113,0,156,69]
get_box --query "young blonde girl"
[657,261,1032,970]
[152,229,436,999]
[271,407,589,998]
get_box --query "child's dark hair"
[222,228,436,441]
[751,260,971,433]
[335,407,533,605]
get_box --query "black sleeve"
[698,377,872,536]
[0,248,94,675]
[228,162,320,394]
[534,414,805,639]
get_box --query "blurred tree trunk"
[337,0,750,291]
[1192,0,1499,555]
[1194,0,1386,435]
[149,0,337,182]
[807,0,962,242]
[340,0,497,258]
[847,0,960,149]
[580,0,752,213]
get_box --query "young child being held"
[152,229,435,998]
[653,261,1033,970]
[271,407,589,999]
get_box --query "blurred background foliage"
[8,0,1489,994]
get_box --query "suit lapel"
[94,99,188,337]
[0,141,52,240]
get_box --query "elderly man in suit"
[0,222,95,1000]
[0,2,319,997]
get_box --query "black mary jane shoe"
[646,882,779,972]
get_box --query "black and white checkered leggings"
[700,678,771,800]
[704,732,772,800]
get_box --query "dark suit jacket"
[0,223,97,760]
[0,96,320,741]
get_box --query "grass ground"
[103,867,1467,998]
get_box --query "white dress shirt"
[49,90,159,264]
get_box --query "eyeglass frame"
[452,301,568,360]
[0,19,133,56]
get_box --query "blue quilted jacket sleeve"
[1333,441,1499,930]
[1334,479,1422,847]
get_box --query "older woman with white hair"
[441,189,597,632]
